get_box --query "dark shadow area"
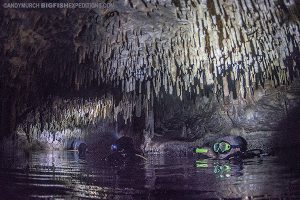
[271,97,300,196]
[273,101,300,153]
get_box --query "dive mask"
[213,141,231,154]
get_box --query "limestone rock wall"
[145,80,300,154]
[0,0,300,146]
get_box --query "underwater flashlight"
[195,148,208,153]
[111,144,118,151]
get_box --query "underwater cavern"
[1,0,300,199]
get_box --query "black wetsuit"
[71,139,87,157]
[106,136,144,165]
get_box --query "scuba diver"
[69,139,88,158]
[105,136,146,166]
[194,135,266,160]
[78,143,87,157]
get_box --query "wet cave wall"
[0,0,300,153]
[150,81,300,155]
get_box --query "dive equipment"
[195,148,208,153]
[111,144,118,151]
[213,141,237,154]
[213,141,231,153]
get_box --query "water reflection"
[0,150,299,199]
[195,159,244,178]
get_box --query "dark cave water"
[0,149,300,200]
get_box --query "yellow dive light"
[195,148,208,153]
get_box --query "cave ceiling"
[0,0,300,138]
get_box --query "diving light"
[195,148,208,153]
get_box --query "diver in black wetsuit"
[78,143,87,157]
[195,135,266,160]
[106,136,146,165]
[70,139,88,158]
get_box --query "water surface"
[0,150,299,199]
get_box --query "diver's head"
[213,137,247,155]
[111,136,136,153]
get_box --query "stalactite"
[17,97,113,139]
[4,0,300,139]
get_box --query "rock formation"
[0,0,299,152]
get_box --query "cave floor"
[0,150,299,200]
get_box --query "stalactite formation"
[1,0,300,139]
[16,97,113,143]
[104,0,300,129]
[88,0,299,124]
